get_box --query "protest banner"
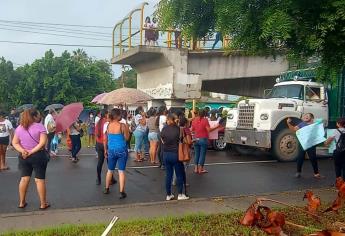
[296,119,326,150]
[327,129,336,154]
[208,120,219,140]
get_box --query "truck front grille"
[237,104,255,129]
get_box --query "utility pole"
[121,65,125,88]
[121,65,131,88]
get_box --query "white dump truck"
[224,68,345,161]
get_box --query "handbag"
[178,128,191,162]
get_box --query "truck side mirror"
[264,89,272,98]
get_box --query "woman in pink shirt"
[191,109,219,174]
[12,108,50,210]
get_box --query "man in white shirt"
[44,109,56,154]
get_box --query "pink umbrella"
[55,103,84,133]
[91,93,107,104]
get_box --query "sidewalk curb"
[0,187,339,234]
[0,186,335,219]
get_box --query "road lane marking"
[125,160,277,169]
[5,156,277,169]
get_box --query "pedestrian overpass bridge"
[111,2,288,107]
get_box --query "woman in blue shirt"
[103,109,130,199]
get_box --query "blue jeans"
[70,134,81,158]
[133,130,145,153]
[194,138,208,166]
[143,130,149,153]
[163,151,184,195]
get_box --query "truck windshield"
[270,84,304,99]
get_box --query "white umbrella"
[99,88,152,105]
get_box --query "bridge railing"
[111,2,231,58]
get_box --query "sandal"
[199,169,208,174]
[314,174,324,179]
[18,202,28,209]
[134,159,143,162]
[1,166,10,171]
[39,203,50,210]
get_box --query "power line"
[0,40,111,48]
[0,23,111,37]
[0,23,110,38]
[0,19,113,29]
[0,27,110,41]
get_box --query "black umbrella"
[16,104,34,113]
[44,104,64,112]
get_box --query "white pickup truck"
[224,76,329,161]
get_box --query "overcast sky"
[0,0,158,75]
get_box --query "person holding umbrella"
[54,103,84,163]
[69,121,82,163]
[103,109,130,199]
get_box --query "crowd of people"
[1,105,345,209]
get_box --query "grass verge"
[2,207,345,236]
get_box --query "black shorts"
[18,150,48,179]
[0,136,9,145]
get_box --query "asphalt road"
[0,148,336,214]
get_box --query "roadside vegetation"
[3,207,345,236]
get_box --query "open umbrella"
[99,88,152,105]
[91,93,107,104]
[16,104,34,113]
[44,104,64,112]
[55,103,83,133]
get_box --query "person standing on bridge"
[12,108,50,210]
[191,109,220,174]
[103,109,130,199]
[144,16,153,46]
[287,113,322,179]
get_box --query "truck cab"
[224,75,328,162]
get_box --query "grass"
[2,207,345,236]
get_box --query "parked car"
[210,126,227,151]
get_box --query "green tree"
[115,69,137,88]
[156,0,345,81]
[0,49,116,111]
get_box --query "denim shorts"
[148,132,159,142]
[107,149,128,171]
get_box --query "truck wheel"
[232,145,257,156]
[272,128,303,162]
[213,134,227,151]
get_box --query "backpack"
[336,129,345,153]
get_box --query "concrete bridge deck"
[112,46,288,102]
